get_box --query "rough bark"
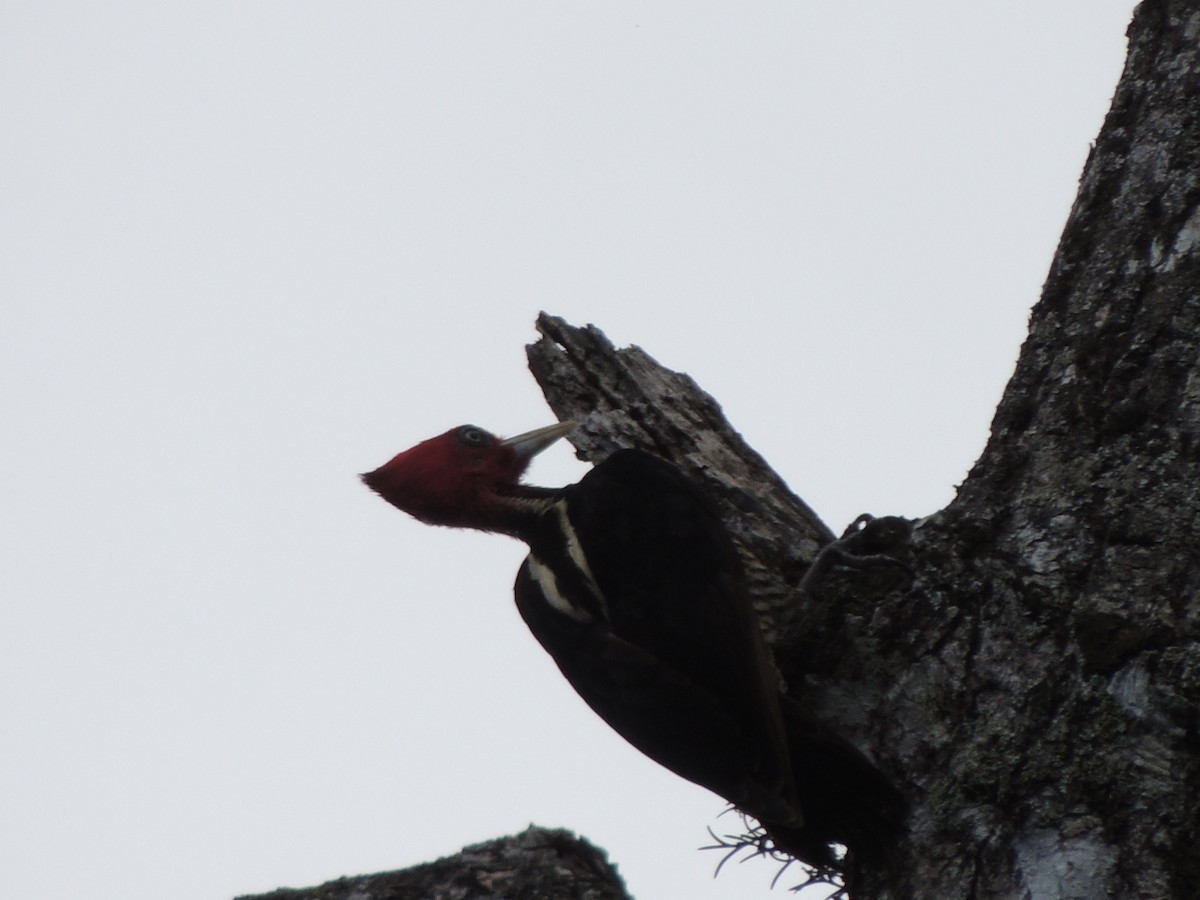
[528,2,1200,897]
[525,315,835,650]
[236,827,630,900]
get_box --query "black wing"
[514,449,798,823]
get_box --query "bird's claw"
[798,514,914,599]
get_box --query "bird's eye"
[458,426,488,446]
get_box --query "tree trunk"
[529,1,1200,896]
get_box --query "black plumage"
[514,450,800,827]
[363,425,905,871]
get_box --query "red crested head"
[361,422,575,532]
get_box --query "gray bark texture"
[241,3,1200,898]
[529,1,1200,897]
[236,827,630,900]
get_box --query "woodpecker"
[362,422,903,870]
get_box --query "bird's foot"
[797,514,913,600]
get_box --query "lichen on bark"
[527,3,1200,896]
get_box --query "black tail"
[761,695,907,871]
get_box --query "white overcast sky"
[4,4,1134,900]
